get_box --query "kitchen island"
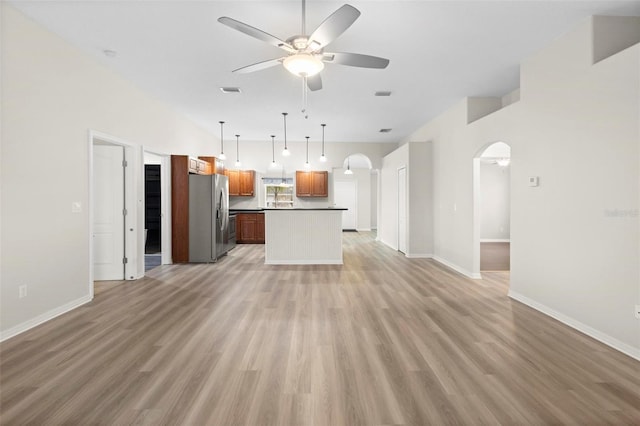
[263,208,347,265]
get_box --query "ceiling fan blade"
[306,74,322,91]
[307,5,360,50]
[218,17,295,52]
[233,58,284,74]
[323,52,390,69]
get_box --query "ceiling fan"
[217,0,390,91]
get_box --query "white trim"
[509,290,640,361]
[480,238,511,243]
[356,228,372,232]
[379,238,397,251]
[433,256,482,279]
[89,130,143,291]
[405,253,433,259]
[0,295,93,342]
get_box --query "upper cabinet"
[226,169,255,197]
[188,157,211,175]
[198,156,225,176]
[296,171,328,197]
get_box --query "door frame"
[397,166,408,254]
[472,141,512,279]
[143,150,172,266]
[88,130,141,298]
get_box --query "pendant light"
[344,156,353,175]
[218,121,226,160]
[270,135,278,168]
[235,134,242,167]
[319,123,327,162]
[281,112,290,156]
[304,136,311,169]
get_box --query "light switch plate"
[71,201,82,213]
[528,176,539,187]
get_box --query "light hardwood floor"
[480,242,510,271]
[1,232,638,425]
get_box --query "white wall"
[403,17,640,357]
[480,162,510,241]
[0,4,217,338]
[408,142,433,257]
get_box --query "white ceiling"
[9,1,640,144]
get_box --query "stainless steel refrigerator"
[189,174,234,262]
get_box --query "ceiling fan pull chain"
[302,77,309,119]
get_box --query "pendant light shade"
[319,123,327,162]
[218,121,226,160]
[344,157,353,175]
[270,135,278,168]
[304,136,311,168]
[235,134,242,167]
[282,112,290,157]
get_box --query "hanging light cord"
[219,121,225,156]
[235,134,240,163]
[321,123,326,157]
[305,136,310,164]
[271,135,276,162]
[283,112,288,150]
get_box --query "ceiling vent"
[379,128,392,133]
[220,87,241,94]
[374,91,392,97]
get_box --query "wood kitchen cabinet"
[296,171,328,197]
[198,156,225,175]
[236,213,265,244]
[188,157,212,175]
[170,155,190,262]
[226,169,255,196]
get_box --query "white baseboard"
[509,290,640,361]
[379,239,397,251]
[432,256,482,279]
[480,239,511,243]
[0,295,93,342]
[405,253,433,259]
[356,228,372,232]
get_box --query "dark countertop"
[229,209,264,214]
[230,207,348,213]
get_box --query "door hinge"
[123,257,128,264]
[122,160,128,167]
[123,208,128,216]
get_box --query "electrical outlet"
[635,305,640,319]
[19,285,27,299]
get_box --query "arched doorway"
[473,142,511,280]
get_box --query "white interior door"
[334,180,357,230]
[93,144,125,280]
[398,167,407,253]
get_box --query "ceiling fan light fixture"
[283,54,324,77]
[496,158,511,167]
